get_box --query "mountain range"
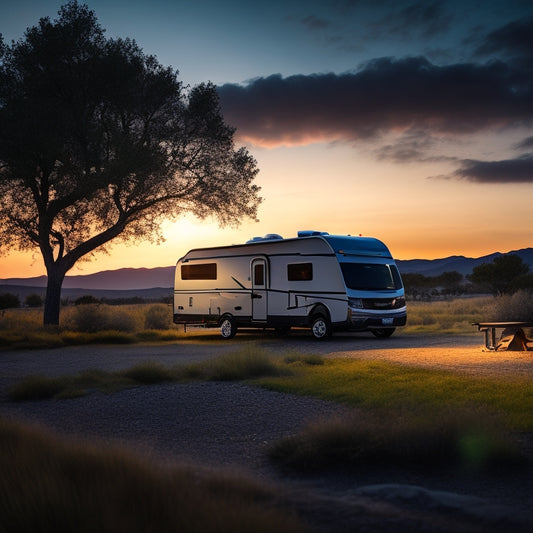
[1,248,532,297]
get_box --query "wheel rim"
[221,319,233,338]
[312,318,327,338]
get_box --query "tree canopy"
[0,1,261,325]
[468,254,530,295]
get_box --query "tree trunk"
[43,266,66,326]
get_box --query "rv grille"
[363,297,405,310]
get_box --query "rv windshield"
[340,263,403,291]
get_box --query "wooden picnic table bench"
[473,321,533,351]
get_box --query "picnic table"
[473,321,533,351]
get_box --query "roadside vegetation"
[0,418,305,533]
[1,293,531,349]
[7,345,533,473]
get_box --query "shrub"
[75,295,100,305]
[25,294,43,307]
[144,304,171,329]
[490,290,533,322]
[268,410,524,473]
[0,292,20,309]
[0,419,304,533]
[69,304,109,333]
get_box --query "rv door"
[251,258,267,321]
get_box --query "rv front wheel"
[220,317,237,339]
[311,316,331,340]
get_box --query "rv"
[173,231,406,339]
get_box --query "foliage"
[0,419,304,533]
[75,295,100,305]
[468,254,530,295]
[488,290,533,322]
[0,1,261,326]
[268,409,522,472]
[24,293,43,307]
[144,303,172,329]
[403,296,492,334]
[402,270,465,298]
[0,292,20,309]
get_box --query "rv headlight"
[348,298,364,309]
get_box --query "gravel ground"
[2,332,533,531]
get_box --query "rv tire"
[311,315,332,340]
[371,328,395,338]
[220,316,237,339]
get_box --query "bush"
[144,304,171,329]
[490,290,533,322]
[25,294,43,307]
[0,292,20,309]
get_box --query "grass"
[255,357,533,472]
[267,409,522,473]
[8,346,533,474]
[7,346,288,401]
[254,358,533,431]
[0,296,498,349]
[0,418,305,533]
[402,296,493,334]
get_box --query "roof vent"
[246,233,283,243]
[297,230,329,237]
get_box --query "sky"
[1,0,533,278]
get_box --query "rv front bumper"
[347,308,407,329]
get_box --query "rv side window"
[181,263,217,280]
[254,263,265,285]
[287,263,313,281]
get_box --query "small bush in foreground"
[120,362,176,385]
[268,410,524,473]
[7,375,69,402]
[0,419,305,533]
[195,346,286,381]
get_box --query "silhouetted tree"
[468,254,530,295]
[0,2,261,325]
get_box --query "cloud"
[374,130,456,163]
[514,136,533,151]
[218,56,532,148]
[475,15,533,61]
[453,154,533,183]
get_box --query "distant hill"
[0,266,175,291]
[396,248,533,277]
[1,248,532,299]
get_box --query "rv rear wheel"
[220,316,237,339]
[371,328,395,338]
[311,316,331,340]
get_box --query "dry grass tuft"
[0,418,305,533]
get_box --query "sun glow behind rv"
[173,231,406,339]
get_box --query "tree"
[0,2,261,325]
[468,254,530,295]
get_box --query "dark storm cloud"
[453,155,533,183]
[475,15,533,60]
[218,56,532,146]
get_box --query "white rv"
[173,231,406,339]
